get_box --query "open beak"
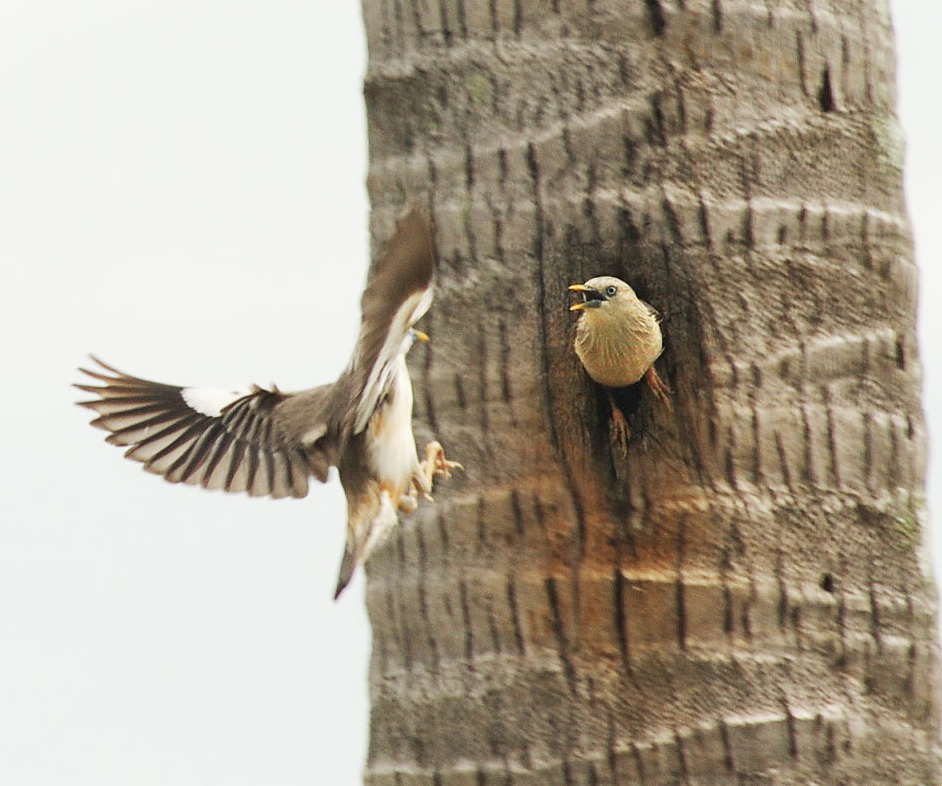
[568,283,603,311]
[412,329,430,343]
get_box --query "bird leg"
[607,392,631,455]
[414,440,462,501]
[644,365,672,407]
[398,442,462,513]
[398,491,419,514]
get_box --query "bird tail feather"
[333,547,356,600]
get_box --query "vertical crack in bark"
[675,729,691,780]
[722,573,735,638]
[895,334,907,370]
[506,575,526,655]
[867,564,882,654]
[613,568,633,674]
[888,411,901,488]
[561,759,576,786]
[509,487,526,538]
[415,523,441,671]
[475,320,496,460]
[676,88,689,136]
[835,556,848,668]
[497,317,513,406]
[385,581,408,671]
[796,30,808,98]
[675,514,688,651]
[649,93,667,145]
[545,576,579,693]
[711,0,723,32]
[840,33,851,104]
[455,0,467,40]
[698,192,713,251]
[661,193,684,247]
[719,720,735,773]
[742,199,756,249]
[476,494,487,546]
[396,578,415,671]
[825,394,841,489]
[630,741,647,783]
[862,410,875,494]
[395,520,408,571]
[487,602,502,654]
[804,0,819,33]
[436,0,453,46]
[435,508,450,554]
[750,401,763,486]
[774,429,794,490]
[459,572,476,664]
[392,0,405,55]
[801,402,816,485]
[905,639,918,703]
[724,423,738,490]
[644,0,666,36]
[783,698,799,759]
[607,706,620,783]
[454,373,467,412]
[408,0,425,41]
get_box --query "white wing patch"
[353,287,432,434]
[181,386,251,417]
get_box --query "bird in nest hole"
[568,275,671,452]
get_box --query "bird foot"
[610,407,631,456]
[425,440,462,478]
[412,441,462,502]
[398,492,418,514]
[644,366,672,408]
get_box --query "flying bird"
[77,208,459,598]
[568,275,670,451]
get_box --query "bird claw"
[644,366,672,408]
[423,440,462,479]
[410,441,461,503]
[610,406,631,456]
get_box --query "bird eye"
[605,285,618,297]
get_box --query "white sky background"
[0,2,938,785]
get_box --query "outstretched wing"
[76,356,335,499]
[344,208,436,436]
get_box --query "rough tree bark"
[359,1,940,783]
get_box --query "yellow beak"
[568,283,590,311]
[413,329,430,343]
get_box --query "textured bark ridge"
[360,1,941,783]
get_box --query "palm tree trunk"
[360,1,941,783]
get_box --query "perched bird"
[76,208,459,598]
[568,275,670,450]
